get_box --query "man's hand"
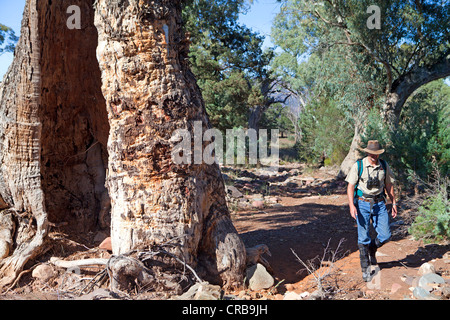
[385,183,397,218]
[349,203,358,219]
[391,203,398,219]
[347,183,358,219]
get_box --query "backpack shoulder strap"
[379,158,386,171]
[354,159,364,197]
[357,159,363,179]
[379,158,387,183]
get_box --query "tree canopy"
[271,0,449,176]
[272,0,449,117]
[0,23,18,56]
[182,0,271,131]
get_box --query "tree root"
[48,243,204,298]
[0,209,49,289]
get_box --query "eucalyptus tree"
[0,0,246,291]
[272,0,450,173]
[0,23,18,56]
[183,0,278,132]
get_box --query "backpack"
[354,158,387,198]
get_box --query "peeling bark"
[0,0,48,287]
[94,0,246,288]
[0,0,108,288]
[338,125,360,178]
[0,0,246,290]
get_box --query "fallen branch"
[50,257,108,269]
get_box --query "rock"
[226,185,243,198]
[32,264,56,282]
[413,287,431,300]
[418,273,445,291]
[418,262,436,275]
[0,240,10,260]
[390,283,402,294]
[0,211,15,259]
[99,236,112,251]
[283,291,303,300]
[246,263,274,291]
[174,282,222,300]
[440,285,450,299]
[251,200,264,209]
[238,199,251,209]
[264,196,280,204]
[299,291,310,299]
[344,290,363,300]
[401,274,412,284]
[308,289,325,300]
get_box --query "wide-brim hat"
[359,140,385,155]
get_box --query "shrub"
[296,98,353,165]
[409,176,449,243]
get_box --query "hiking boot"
[358,243,371,282]
[361,267,372,282]
[368,239,378,265]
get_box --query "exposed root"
[0,209,49,290]
[46,240,204,298]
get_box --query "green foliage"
[0,23,18,55]
[272,0,450,176]
[182,0,270,132]
[361,80,450,187]
[201,71,253,130]
[273,0,450,91]
[296,98,353,164]
[260,104,294,137]
[409,177,449,244]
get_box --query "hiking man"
[345,140,397,282]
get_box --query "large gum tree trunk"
[94,0,245,288]
[0,0,109,288]
[338,124,362,178]
[0,0,246,289]
[0,0,47,287]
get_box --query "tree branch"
[393,53,450,95]
[384,52,450,127]
[310,4,394,94]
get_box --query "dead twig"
[1,263,42,294]
[291,238,348,297]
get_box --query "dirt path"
[234,193,355,283]
[1,163,448,300]
[229,165,450,300]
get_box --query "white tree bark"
[0,0,247,290]
[93,0,246,288]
